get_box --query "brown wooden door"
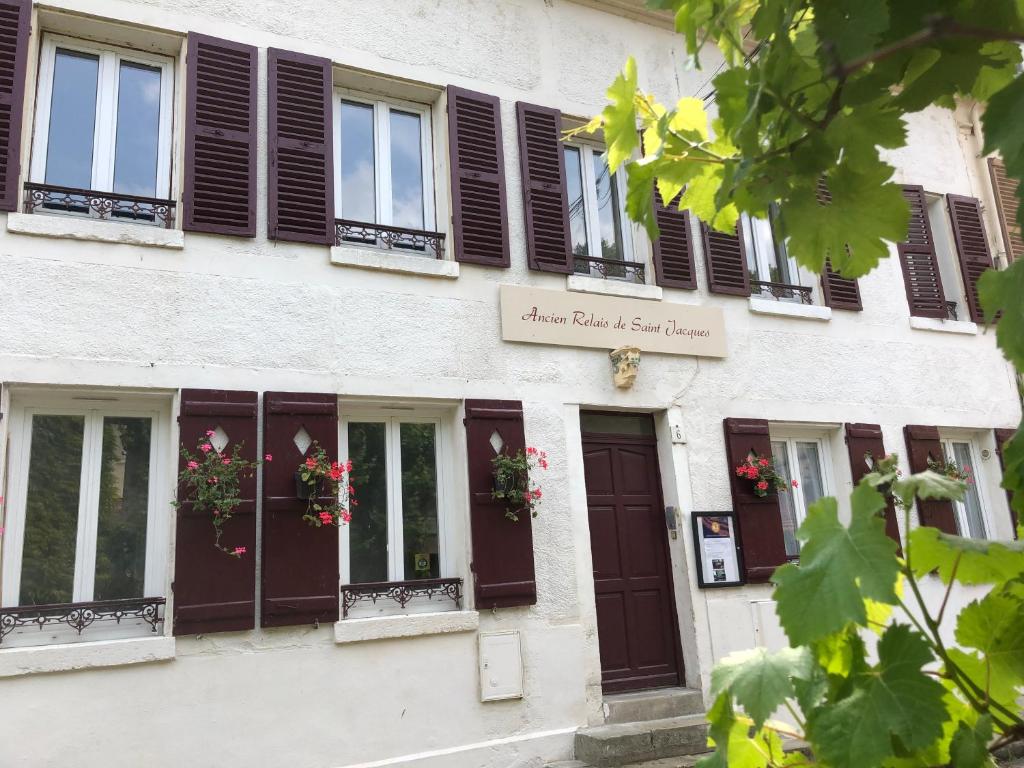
[583,434,682,692]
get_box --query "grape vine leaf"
[955,592,1024,680]
[810,624,948,768]
[949,715,994,768]
[711,646,812,729]
[908,527,1024,584]
[698,693,789,768]
[774,488,899,644]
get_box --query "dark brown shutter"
[267,48,334,244]
[464,400,536,608]
[988,157,1022,263]
[816,180,863,310]
[702,222,750,296]
[947,194,995,323]
[652,192,697,289]
[994,427,1017,536]
[183,33,258,236]
[516,102,571,273]
[904,425,957,534]
[897,185,947,319]
[844,423,901,550]
[262,392,339,627]
[0,0,30,212]
[174,390,258,635]
[447,86,510,267]
[723,418,787,582]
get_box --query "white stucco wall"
[0,1,1019,766]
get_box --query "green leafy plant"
[174,430,269,557]
[296,441,356,528]
[929,457,975,485]
[698,455,1024,767]
[491,446,548,521]
[735,452,793,497]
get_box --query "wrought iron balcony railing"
[0,597,166,644]
[750,280,814,305]
[573,255,646,284]
[334,219,445,259]
[341,578,463,618]
[23,183,176,228]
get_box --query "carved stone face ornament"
[610,345,641,389]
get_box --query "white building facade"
[0,1,1019,766]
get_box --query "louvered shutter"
[897,186,947,319]
[815,180,863,310]
[0,0,29,212]
[652,191,697,289]
[904,425,957,534]
[844,423,901,550]
[448,86,510,267]
[174,390,258,635]
[516,102,571,273]
[702,222,750,296]
[262,392,339,627]
[464,400,537,608]
[183,33,257,236]
[994,427,1017,536]
[988,157,1022,263]
[267,49,334,245]
[947,194,995,323]
[723,418,788,582]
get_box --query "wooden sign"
[499,285,728,357]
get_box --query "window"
[340,413,450,590]
[742,206,817,304]
[940,438,990,539]
[333,92,436,247]
[1,394,170,646]
[769,434,833,557]
[925,193,970,320]
[29,35,174,221]
[563,141,636,279]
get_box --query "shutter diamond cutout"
[293,426,313,455]
[209,426,229,453]
[489,429,505,455]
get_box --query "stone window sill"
[909,316,979,335]
[748,296,832,321]
[330,244,459,278]
[6,212,184,249]
[567,274,662,301]
[0,635,175,678]
[333,610,479,644]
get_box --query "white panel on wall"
[752,600,788,651]
[707,597,757,663]
[479,630,523,701]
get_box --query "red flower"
[305,457,317,469]
[526,447,538,455]
[758,458,769,467]
[187,460,199,470]
[265,454,273,462]
[233,546,246,556]
[200,443,213,453]
[533,488,542,499]
[222,458,231,465]
[318,511,333,525]
[792,479,799,488]
[746,467,759,480]
[340,511,352,524]
[756,480,769,491]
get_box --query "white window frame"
[338,410,452,586]
[1,392,172,608]
[769,429,836,555]
[741,209,818,302]
[924,192,970,318]
[30,34,175,199]
[332,89,436,233]
[564,139,636,272]
[939,436,993,539]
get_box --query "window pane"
[592,152,625,261]
[347,422,388,583]
[94,417,151,601]
[20,415,86,605]
[771,440,800,558]
[389,110,425,231]
[44,49,99,189]
[952,442,986,538]
[112,62,162,198]
[564,146,589,262]
[580,412,655,437]
[795,442,826,509]
[339,101,376,224]
[400,423,439,579]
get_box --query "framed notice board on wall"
[691,511,745,588]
